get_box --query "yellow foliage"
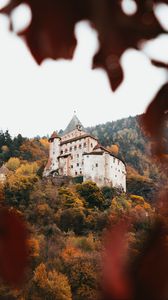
[6,157,21,171]
[7,163,39,191]
[16,162,38,175]
[59,187,84,208]
[130,194,145,203]
[39,138,49,149]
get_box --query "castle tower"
[48,131,61,173]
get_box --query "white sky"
[0,2,168,137]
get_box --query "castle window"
[84,143,86,148]
[75,171,78,175]
[82,160,84,165]
[79,144,82,149]
[96,163,98,167]
[65,149,68,153]
[77,163,79,167]
[113,158,115,163]
[61,150,63,154]
[74,145,77,150]
[71,155,73,159]
[91,143,93,148]
[70,147,72,151]
[77,154,79,158]
[80,171,82,174]
[71,165,73,169]
[118,160,119,165]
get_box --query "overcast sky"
[0,2,168,137]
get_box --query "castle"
[43,114,126,191]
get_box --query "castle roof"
[49,131,61,141]
[60,134,98,145]
[63,114,84,135]
[93,143,110,153]
[83,151,104,155]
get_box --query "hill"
[0,115,166,200]
[0,117,166,299]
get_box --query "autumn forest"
[0,114,167,299]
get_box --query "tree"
[0,1,168,299]
[59,207,85,235]
[76,181,104,209]
[33,263,72,300]
[127,174,157,202]
[5,162,39,205]
[62,256,99,300]
[58,187,84,209]
[20,140,48,162]
[6,157,21,171]
[107,144,119,156]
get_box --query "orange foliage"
[61,245,83,262]
[39,138,49,150]
[20,140,48,162]
[27,238,40,257]
[107,144,119,156]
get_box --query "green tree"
[76,181,104,209]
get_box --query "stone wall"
[43,175,73,187]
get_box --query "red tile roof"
[60,134,98,145]
[49,131,61,141]
[93,143,110,153]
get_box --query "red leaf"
[141,83,168,157]
[102,219,133,300]
[1,0,166,89]
[0,208,28,287]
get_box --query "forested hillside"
[87,115,167,197]
[87,115,155,176]
[0,117,167,299]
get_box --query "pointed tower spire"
[48,131,61,142]
[63,113,84,135]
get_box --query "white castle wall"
[83,153,106,187]
[50,138,60,170]
[83,152,126,191]
[59,135,97,177]
[45,124,126,191]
